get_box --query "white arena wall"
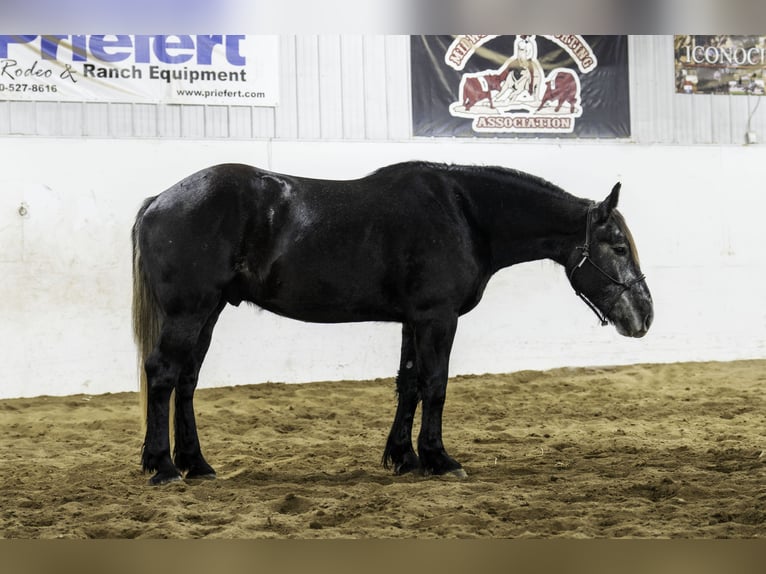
[1,137,764,399]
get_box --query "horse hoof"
[421,466,468,479]
[394,460,420,476]
[185,472,217,481]
[448,468,468,479]
[148,472,183,486]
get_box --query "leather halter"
[568,207,646,326]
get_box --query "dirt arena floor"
[1,360,765,539]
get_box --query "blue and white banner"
[0,35,279,106]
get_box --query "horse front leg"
[413,314,465,477]
[383,324,420,475]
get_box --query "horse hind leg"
[173,299,226,480]
[142,302,220,485]
[383,324,420,475]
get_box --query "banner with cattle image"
[411,35,630,138]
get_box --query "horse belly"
[258,251,483,324]
[238,241,404,323]
[249,273,403,323]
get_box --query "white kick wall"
[1,137,764,399]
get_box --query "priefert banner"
[0,35,279,106]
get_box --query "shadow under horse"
[132,161,653,485]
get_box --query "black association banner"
[411,35,630,138]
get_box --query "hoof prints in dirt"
[629,477,680,502]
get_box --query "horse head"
[566,183,653,338]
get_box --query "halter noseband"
[568,207,646,326]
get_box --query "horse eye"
[613,244,628,256]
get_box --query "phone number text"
[0,83,58,93]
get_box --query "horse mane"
[371,161,577,203]
[448,163,575,201]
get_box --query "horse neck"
[457,169,589,272]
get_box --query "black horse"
[132,161,653,485]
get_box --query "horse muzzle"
[611,288,653,338]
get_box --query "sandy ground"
[1,360,765,539]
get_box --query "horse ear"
[594,182,621,223]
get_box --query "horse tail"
[132,197,161,435]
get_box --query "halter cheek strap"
[569,207,646,327]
